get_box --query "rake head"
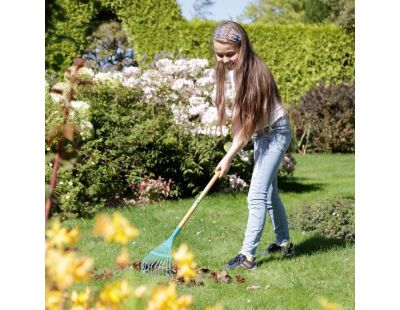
[141,236,175,276]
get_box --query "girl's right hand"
[215,155,232,179]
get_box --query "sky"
[176,0,253,22]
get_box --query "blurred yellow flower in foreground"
[146,282,192,310]
[93,212,139,245]
[172,243,197,282]
[46,219,79,249]
[45,289,64,310]
[134,285,147,299]
[97,280,131,308]
[116,247,130,269]
[70,287,91,310]
[204,303,224,310]
[46,248,93,290]
[318,297,343,310]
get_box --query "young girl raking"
[212,21,294,270]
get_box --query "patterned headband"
[213,25,241,44]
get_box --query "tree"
[239,0,305,24]
[192,0,215,20]
[239,0,354,31]
[325,0,355,31]
[303,0,331,23]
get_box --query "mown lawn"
[65,153,355,309]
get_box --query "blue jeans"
[240,115,292,258]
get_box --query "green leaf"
[224,142,232,153]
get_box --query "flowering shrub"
[46,57,295,217]
[91,57,229,137]
[279,153,297,177]
[83,21,136,72]
[226,174,249,192]
[129,177,176,205]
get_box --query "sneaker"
[224,253,256,270]
[263,242,295,257]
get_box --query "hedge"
[46,1,354,104]
[172,21,354,104]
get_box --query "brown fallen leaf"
[217,270,232,283]
[197,267,211,274]
[65,247,79,252]
[131,261,141,271]
[93,269,114,280]
[246,284,261,290]
[235,275,245,283]
[174,277,204,286]
[209,272,218,281]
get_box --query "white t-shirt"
[226,70,285,127]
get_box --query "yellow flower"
[93,214,114,243]
[45,289,64,310]
[176,294,192,310]
[112,213,140,244]
[93,212,139,245]
[70,287,91,310]
[146,282,192,310]
[318,297,343,310]
[46,220,79,249]
[46,248,76,289]
[172,244,194,265]
[98,280,131,308]
[46,248,93,290]
[72,256,94,281]
[133,285,147,299]
[176,264,196,283]
[172,244,197,282]
[116,247,130,269]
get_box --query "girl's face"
[213,40,240,71]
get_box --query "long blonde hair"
[213,21,283,142]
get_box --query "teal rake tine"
[141,227,180,275]
[141,173,220,276]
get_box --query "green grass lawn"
[65,153,355,309]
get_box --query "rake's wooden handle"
[177,172,220,229]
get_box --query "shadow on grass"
[278,176,325,193]
[256,235,353,267]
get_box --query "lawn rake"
[141,172,220,276]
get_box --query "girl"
[212,21,294,270]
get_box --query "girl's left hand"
[215,156,232,178]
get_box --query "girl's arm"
[215,122,247,178]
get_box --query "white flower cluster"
[49,82,93,139]
[228,174,248,191]
[90,58,233,137]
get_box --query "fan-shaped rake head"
[141,237,175,276]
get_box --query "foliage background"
[46,0,354,105]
